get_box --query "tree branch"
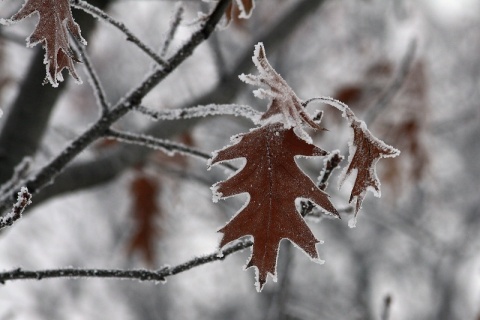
[71,0,168,68]
[71,38,110,114]
[0,0,233,214]
[133,104,261,122]
[106,129,238,172]
[0,239,253,284]
[0,187,31,230]
[28,0,328,209]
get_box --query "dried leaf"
[210,123,338,291]
[225,0,255,25]
[1,0,86,86]
[341,118,400,215]
[240,43,323,142]
[127,172,160,266]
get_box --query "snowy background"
[0,0,479,319]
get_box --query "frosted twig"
[71,38,110,114]
[106,129,238,172]
[0,239,253,284]
[363,39,416,125]
[0,187,31,230]
[0,157,31,197]
[317,151,343,190]
[306,206,353,220]
[71,0,168,68]
[134,104,261,123]
[0,0,231,214]
[161,4,184,58]
[300,151,344,218]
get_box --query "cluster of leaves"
[0,0,399,292]
[209,43,399,291]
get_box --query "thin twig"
[363,39,417,125]
[134,104,261,123]
[71,38,110,114]
[0,187,31,230]
[71,0,168,68]
[0,239,253,284]
[317,151,344,190]
[300,151,345,218]
[0,157,31,197]
[106,129,238,172]
[161,4,184,58]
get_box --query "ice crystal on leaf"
[239,43,323,143]
[1,0,86,86]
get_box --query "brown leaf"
[240,43,323,139]
[342,118,400,215]
[2,0,86,86]
[210,123,338,291]
[127,172,160,266]
[225,0,255,25]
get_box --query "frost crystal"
[240,43,323,142]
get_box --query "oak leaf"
[341,118,400,216]
[1,0,86,86]
[210,123,338,291]
[240,43,323,142]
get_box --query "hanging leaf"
[210,123,338,291]
[341,118,400,215]
[1,0,86,86]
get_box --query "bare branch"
[317,151,344,190]
[300,151,345,218]
[71,0,168,68]
[0,0,232,214]
[21,0,327,209]
[0,157,31,196]
[71,38,110,114]
[0,187,32,230]
[161,4,184,58]
[0,239,253,284]
[106,129,238,172]
[134,104,261,123]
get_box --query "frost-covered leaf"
[1,0,86,86]
[210,123,338,291]
[240,43,323,142]
[225,0,255,24]
[341,118,400,215]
